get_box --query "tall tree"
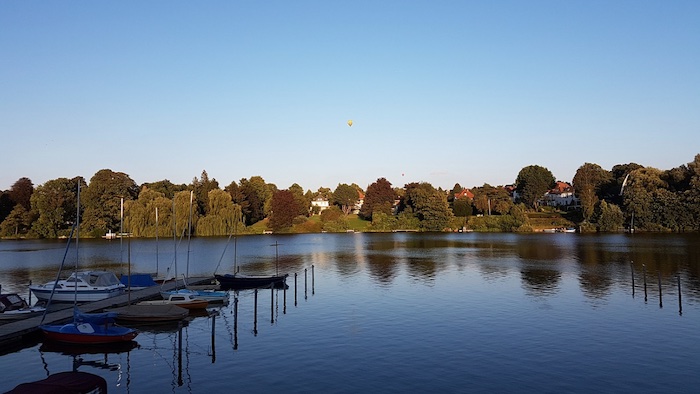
[81,169,139,234]
[573,163,612,220]
[621,167,665,230]
[238,177,266,225]
[515,165,556,210]
[360,178,395,220]
[289,183,310,217]
[30,177,82,238]
[9,177,34,211]
[192,170,220,216]
[269,189,300,232]
[333,183,359,215]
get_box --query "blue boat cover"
[120,273,157,288]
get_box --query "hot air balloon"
[347,120,353,127]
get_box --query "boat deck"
[0,277,215,348]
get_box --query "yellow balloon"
[347,120,353,127]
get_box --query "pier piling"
[658,271,663,308]
[630,262,635,298]
[678,275,682,315]
[643,264,648,302]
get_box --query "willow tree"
[172,190,199,238]
[196,189,243,236]
[124,186,172,237]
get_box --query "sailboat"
[161,191,229,302]
[38,182,138,345]
[215,232,288,290]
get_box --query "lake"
[0,232,699,393]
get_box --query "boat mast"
[187,190,193,279]
[155,207,159,277]
[74,182,81,307]
[173,197,178,289]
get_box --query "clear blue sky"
[2,1,698,192]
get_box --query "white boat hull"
[30,286,124,302]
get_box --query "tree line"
[1,154,699,237]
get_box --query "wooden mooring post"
[678,275,682,316]
[304,268,308,300]
[253,288,258,336]
[658,271,663,308]
[643,264,648,302]
[630,262,635,298]
[312,265,315,295]
[211,312,216,363]
[178,321,183,387]
[233,295,238,350]
[294,272,298,306]
[270,285,274,324]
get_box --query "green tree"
[515,165,556,210]
[573,163,612,220]
[192,170,220,216]
[238,176,270,225]
[81,169,139,235]
[289,183,310,217]
[320,206,349,232]
[0,192,13,224]
[30,177,81,238]
[196,189,242,236]
[269,189,300,232]
[594,200,624,232]
[0,204,31,236]
[622,167,665,231]
[684,154,700,230]
[141,179,187,199]
[360,178,394,220]
[472,184,513,215]
[401,182,453,231]
[170,190,198,237]
[452,198,472,217]
[368,211,397,232]
[8,177,34,211]
[333,183,359,215]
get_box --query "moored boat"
[138,292,209,310]
[0,293,46,321]
[161,287,229,303]
[105,303,189,323]
[30,271,125,302]
[215,273,289,290]
[40,309,138,344]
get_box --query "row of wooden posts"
[630,262,683,315]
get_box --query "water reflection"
[519,264,561,297]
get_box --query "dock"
[0,277,215,349]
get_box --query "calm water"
[0,233,699,393]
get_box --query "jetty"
[0,277,215,349]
